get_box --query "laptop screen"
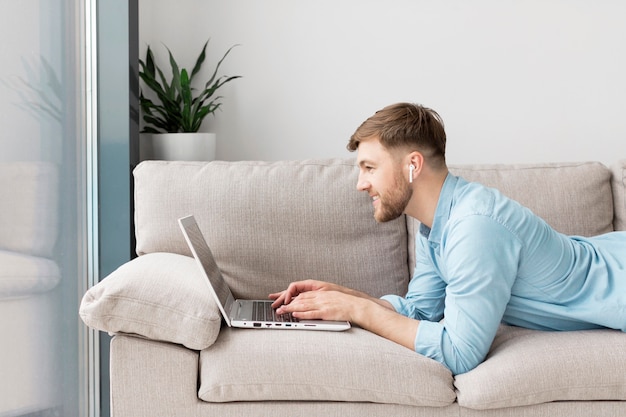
[178,215,232,310]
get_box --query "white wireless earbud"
[409,164,415,183]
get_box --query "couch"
[0,162,61,416]
[80,158,626,417]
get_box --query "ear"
[407,151,425,178]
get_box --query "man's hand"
[269,279,350,309]
[274,289,359,321]
[269,279,418,351]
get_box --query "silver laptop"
[178,215,351,331]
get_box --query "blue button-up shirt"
[382,174,626,375]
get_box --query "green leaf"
[204,44,240,89]
[180,69,193,131]
[145,47,156,78]
[167,47,182,98]
[138,39,241,133]
[190,40,208,81]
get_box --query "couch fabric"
[81,158,626,417]
[133,160,409,300]
[613,160,626,230]
[80,252,222,350]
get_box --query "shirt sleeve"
[381,233,446,321]
[415,215,522,375]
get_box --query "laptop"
[178,215,351,331]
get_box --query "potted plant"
[138,39,240,161]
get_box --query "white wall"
[139,0,626,165]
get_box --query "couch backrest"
[0,162,59,258]
[407,161,617,275]
[612,160,626,231]
[134,159,410,299]
[451,161,615,236]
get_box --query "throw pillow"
[79,252,222,350]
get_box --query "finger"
[269,283,301,303]
[281,281,307,303]
[275,294,304,314]
[270,285,301,309]
[270,297,282,308]
[271,281,318,309]
[268,290,284,300]
[269,291,288,308]
[291,310,323,320]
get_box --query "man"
[270,102,626,375]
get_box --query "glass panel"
[0,1,90,416]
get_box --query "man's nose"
[356,175,369,192]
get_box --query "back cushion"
[407,162,614,274]
[450,162,614,237]
[612,160,626,231]
[0,162,59,258]
[134,159,409,299]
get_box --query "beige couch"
[80,158,626,417]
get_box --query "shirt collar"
[418,173,459,245]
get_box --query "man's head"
[347,102,447,169]
[349,103,448,223]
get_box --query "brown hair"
[347,103,447,166]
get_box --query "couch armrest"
[110,334,202,416]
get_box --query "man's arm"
[273,285,419,351]
[417,215,521,374]
[272,216,521,375]
[350,296,420,351]
[270,279,393,310]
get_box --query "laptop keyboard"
[252,301,298,322]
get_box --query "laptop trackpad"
[233,300,254,320]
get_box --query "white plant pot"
[139,132,216,161]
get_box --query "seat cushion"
[198,327,456,407]
[454,325,626,409]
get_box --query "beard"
[374,171,413,223]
